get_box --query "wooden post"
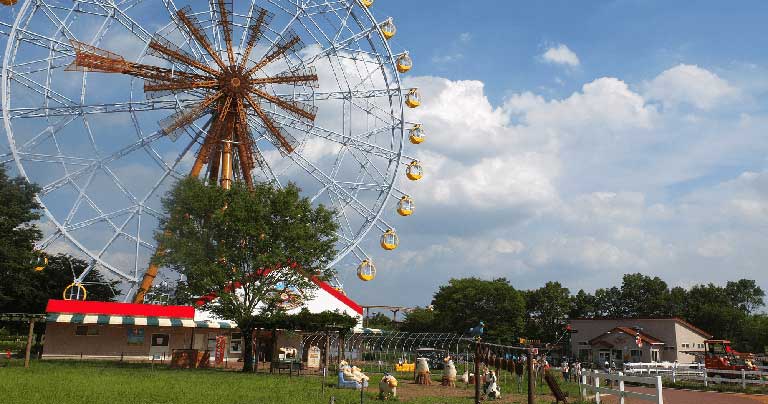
[618,371,625,404]
[703,370,708,387]
[594,372,601,404]
[527,349,534,404]
[741,369,746,389]
[655,375,663,404]
[475,342,481,404]
[580,374,587,400]
[24,319,35,368]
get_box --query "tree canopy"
[154,178,339,371]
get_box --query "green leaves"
[153,178,339,327]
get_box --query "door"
[598,350,610,368]
[651,349,659,362]
[193,333,206,351]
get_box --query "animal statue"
[483,369,501,400]
[441,356,457,387]
[351,365,370,382]
[460,371,469,384]
[415,357,431,385]
[378,373,398,399]
[469,321,485,340]
[339,360,360,382]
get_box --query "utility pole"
[474,341,481,404]
[527,349,535,404]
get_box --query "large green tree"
[400,306,437,333]
[431,277,525,344]
[154,178,338,372]
[524,281,571,342]
[0,166,42,310]
[618,273,670,317]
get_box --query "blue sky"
[2,1,768,308]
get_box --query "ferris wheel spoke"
[39,130,166,196]
[37,229,63,250]
[265,110,399,160]
[10,54,71,75]
[161,1,213,65]
[289,149,391,231]
[9,68,79,106]
[37,0,80,42]
[7,99,196,119]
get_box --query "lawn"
[0,360,588,404]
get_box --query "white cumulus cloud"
[541,44,580,67]
[644,64,739,110]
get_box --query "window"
[681,343,690,349]
[151,333,170,347]
[697,343,704,349]
[230,333,242,353]
[75,325,99,336]
[630,349,642,362]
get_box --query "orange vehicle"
[704,339,757,372]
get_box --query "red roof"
[46,299,194,319]
[589,327,664,345]
[311,277,363,315]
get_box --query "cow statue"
[483,368,501,400]
[441,356,457,387]
[378,373,398,399]
[351,365,370,383]
[415,357,431,385]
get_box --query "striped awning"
[46,313,237,329]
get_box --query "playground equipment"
[1,0,425,299]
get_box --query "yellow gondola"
[360,0,374,7]
[357,259,376,281]
[0,0,19,6]
[380,229,399,250]
[396,53,412,73]
[32,254,48,272]
[405,88,420,108]
[409,124,425,144]
[406,161,423,181]
[63,282,88,301]
[397,196,414,216]
[380,18,396,40]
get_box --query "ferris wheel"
[1,0,425,301]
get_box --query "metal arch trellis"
[0,0,422,300]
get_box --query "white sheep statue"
[483,369,501,400]
[415,357,431,385]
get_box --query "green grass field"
[0,360,588,404]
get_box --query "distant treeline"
[367,274,767,353]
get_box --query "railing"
[625,362,768,389]
[579,371,663,404]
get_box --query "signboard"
[215,335,226,365]
[127,328,144,345]
[530,348,539,355]
[307,346,321,369]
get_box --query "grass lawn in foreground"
[0,360,587,404]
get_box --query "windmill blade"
[143,78,217,99]
[251,66,319,88]
[176,6,227,69]
[246,29,304,75]
[244,93,298,155]
[240,7,274,68]
[215,0,236,65]
[147,33,219,76]
[159,91,223,140]
[251,87,317,122]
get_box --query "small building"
[42,278,363,367]
[568,318,712,366]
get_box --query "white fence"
[624,362,768,389]
[579,371,663,404]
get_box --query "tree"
[525,281,571,342]
[431,278,525,344]
[593,286,622,317]
[0,254,117,314]
[725,279,765,314]
[400,307,437,333]
[365,313,395,330]
[569,289,597,318]
[0,166,42,310]
[154,178,338,372]
[619,273,670,317]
